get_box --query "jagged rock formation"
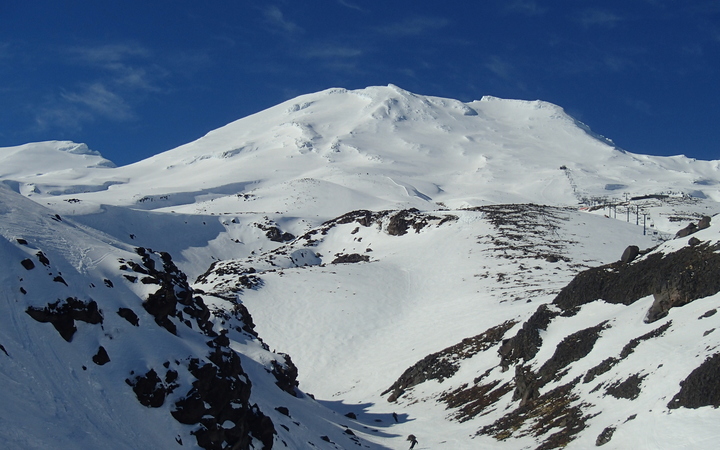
[552,241,720,322]
[26,297,103,342]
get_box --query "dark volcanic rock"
[171,332,275,449]
[668,353,720,409]
[21,259,35,270]
[271,353,299,396]
[133,248,216,337]
[583,357,619,384]
[265,226,295,243]
[92,346,111,365]
[499,305,558,369]
[620,245,639,263]
[117,308,140,326]
[596,426,616,446]
[552,242,720,322]
[331,253,369,264]
[698,215,711,230]
[676,223,697,238]
[127,369,166,408]
[386,209,417,236]
[26,297,103,342]
[605,373,646,400]
[537,321,608,386]
[513,365,539,406]
[479,377,591,450]
[36,251,50,266]
[385,208,444,236]
[384,320,516,402]
[584,321,671,384]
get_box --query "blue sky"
[1,1,719,166]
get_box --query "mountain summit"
[2,86,720,449]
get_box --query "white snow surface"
[2,85,720,449]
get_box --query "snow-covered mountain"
[2,85,719,449]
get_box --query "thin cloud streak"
[67,43,151,64]
[337,0,363,12]
[505,0,546,16]
[577,9,624,28]
[376,17,450,37]
[302,45,363,59]
[60,83,134,121]
[263,6,303,34]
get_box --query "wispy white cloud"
[337,0,363,12]
[34,83,133,132]
[302,45,363,59]
[485,56,513,79]
[67,43,151,64]
[61,83,134,121]
[34,104,87,132]
[376,17,449,37]
[505,0,546,16]
[577,9,624,28]
[31,43,163,131]
[67,43,161,92]
[263,6,303,34]
[625,98,654,115]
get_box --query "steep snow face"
[0,185,386,450]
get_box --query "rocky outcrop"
[26,297,103,342]
[331,253,369,264]
[384,320,516,402]
[552,242,720,322]
[271,353,299,397]
[596,426,616,446]
[479,377,592,450]
[605,373,646,400]
[117,307,139,326]
[675,215,711,238]
[127,368,169,408]
[499,305,558,369]
[123,247,216,336]
[255,221,295,242]
[171,332,275,449]
[668,353,720,409]
[536,322,608,386]
[92,346,111,365]
[314,208,457,240]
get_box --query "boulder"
[620,245,640,263]
[698,215,711,230]
[92,346,110,365]
[676,223,697,238]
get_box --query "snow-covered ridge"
[2,86,719,212]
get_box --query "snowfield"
[2,85,720,449]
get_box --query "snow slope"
[2,85,720,449]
